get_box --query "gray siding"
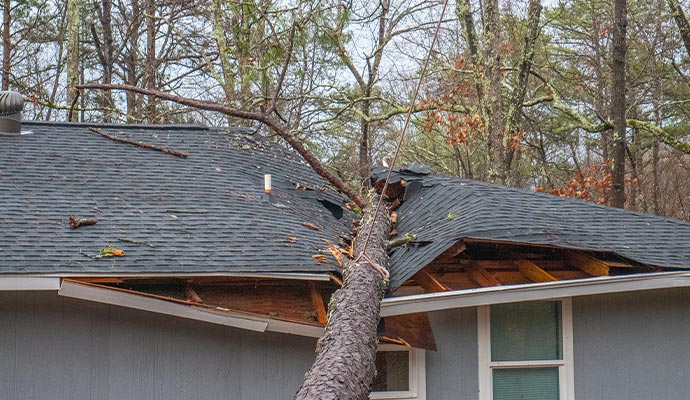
[0,292,316,400]
[573,288,690,400]
[426,308,478,400]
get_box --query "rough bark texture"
[2,0,10,91]
[611,0,627,208]
[484,0,506,184]
[668,0,690,58]
[294,195,392,400]
[66,0,80,121]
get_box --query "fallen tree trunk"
[295,194,392,400]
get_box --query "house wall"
[427,287,690,400]
[426,307,479,400]
[0,291,317,400]
[572,287,690,399]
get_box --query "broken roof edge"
[387,235,690,292]
[0,271,333,281]
[381,270,690,317]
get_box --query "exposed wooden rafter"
[436,240,467,261]
[185,284,203,303]
[569,251,610,276]
[518,260,558,282]
[309,282,328,325]
[466,265,502,287]
[412,269,451,292]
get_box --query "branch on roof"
[88,127,190,158]
[76,83,367,209]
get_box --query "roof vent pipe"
[0,91,23,135]
[264,174,272,194]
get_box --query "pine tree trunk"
[611,0,627,208]
[2,0,10,91]
[295,195,392,400]
[66,0,80,122]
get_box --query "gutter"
[381,271,690,317]
[0,276,61,291]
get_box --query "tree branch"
[76,83,367,209]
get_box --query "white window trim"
[477,298,574,400]
[370,344,426,400]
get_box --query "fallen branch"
[116,237,156,248]
[76,83,366,209]
[87,127,189,158]
[164,208,208,214]
[386,233,417,249]
[69,215,98,229]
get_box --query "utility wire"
[358,0,451,264]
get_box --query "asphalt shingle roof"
[379,168,690,291]
[0,121,352,275]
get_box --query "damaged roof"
[378,167,690,291]
[0,121,352,275]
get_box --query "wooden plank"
[329,273,343,287]
[380,313,437,351]
[431,259,566,270]
[309,282,328,325]
[518,260,558,282]
[435,240,467,261]
[569,251,610,276]
[412,269,451,292]
[466,265,502,287]
[185,285,203,303]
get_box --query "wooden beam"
[436,240,467,261]
[329,273,343,287]
[518,260,558,282]
[412,269,451,292]
[184,284,203,303]
[569,251,610,276]
[309,282,328,325]
[466,265,502,287]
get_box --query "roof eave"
[381,271,690,317]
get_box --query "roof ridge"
[428,174,690,227]
[23,120,210,131]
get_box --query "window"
[478,299,574,400]
[370,345,426,400]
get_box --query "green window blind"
[492,367,559,400]
[490,301,562,361]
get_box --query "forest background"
[5,0,690,220]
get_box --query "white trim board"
[0,276,61,291]
[9,271,332,281]
[58,280,325,338]
[381,271,690,317]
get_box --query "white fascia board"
[266,319,324,338]
[42,272,332,281]
[59,280,270,332]
[381,271,690,317]
[0,276,61,291]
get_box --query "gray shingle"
[379,169,690,291]
[0,122,352,275]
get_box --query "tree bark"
[483,0,506,184]
[66,0,80,122]
[610,0,627,208]
[144,0,156,122]
[294,194,392,400]
[2,0,10,90]
[668,0,690,57]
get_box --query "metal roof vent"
[0,91,24,135]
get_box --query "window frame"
[477,298,574,400]
[370,344,426,400]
